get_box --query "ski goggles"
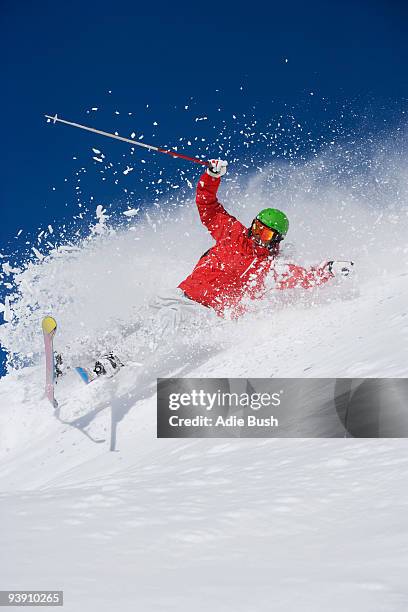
[251,218,282,244]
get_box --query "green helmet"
[256,208,289,236]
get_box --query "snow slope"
[0,147,408,610]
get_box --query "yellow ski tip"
[42,316,57,334]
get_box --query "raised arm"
[196,160,241,241]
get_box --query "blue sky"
[2,0,407,245]
[1,0,407,371]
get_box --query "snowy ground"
[2,437,408,612]
[1,156,408,610]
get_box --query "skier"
[90,159,354,378]
[149,159,353,323]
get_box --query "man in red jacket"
[178,159,353,317]
[147,159,354,341]
[92,159,354,377]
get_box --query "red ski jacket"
[178,172,332,316]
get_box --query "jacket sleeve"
[196,172,240,241]
[274,261,333,290]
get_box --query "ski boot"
[75,353,124,385]
[93,352,124,378]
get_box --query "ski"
[75,366,98,385]
[42,316,58,408]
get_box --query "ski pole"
[44,114,208,167]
